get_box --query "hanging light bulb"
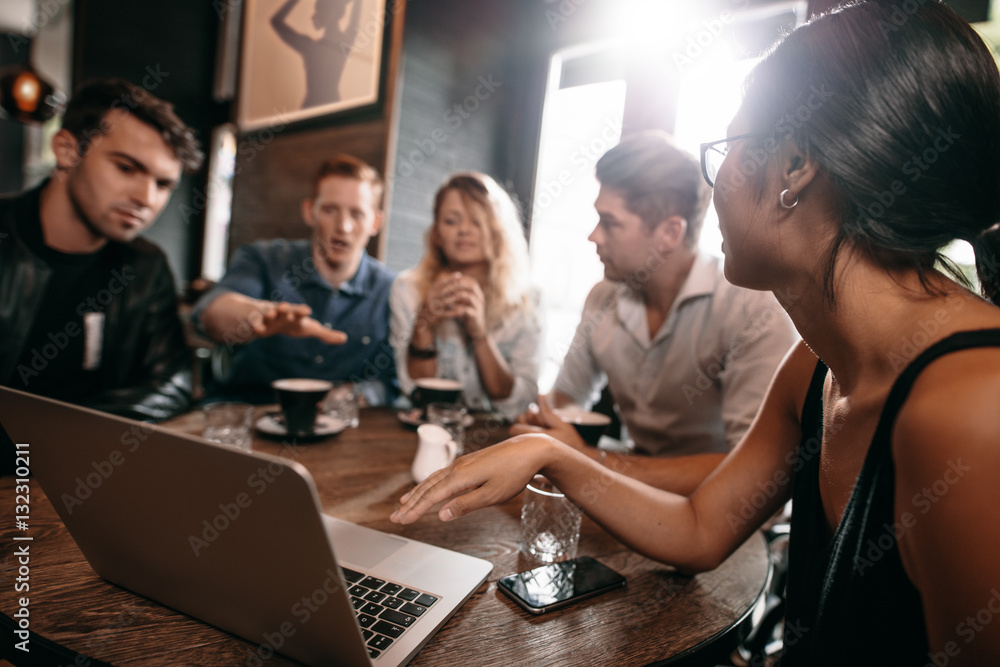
[13,71,42,113]
[0,66,66,123]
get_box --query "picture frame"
[236,0,390,132]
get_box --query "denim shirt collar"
[301,249,373,296]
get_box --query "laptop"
[0,386,492,666]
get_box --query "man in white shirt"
[514,131,797,494]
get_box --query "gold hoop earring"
[779,189,799,209]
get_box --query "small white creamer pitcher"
[412,424,459,483]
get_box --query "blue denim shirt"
[192,239,397,405]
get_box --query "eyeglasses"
[699,133,768,188]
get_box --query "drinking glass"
[426,402,467,455]
[202,402,254,451]
[520,475,582,563]
[323,381,359,428]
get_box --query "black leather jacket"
[0,184,192,422]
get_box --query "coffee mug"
[553,408,612,446]
[410,378,463,411]
[271,378,333,437]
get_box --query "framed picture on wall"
[236,0,390,132]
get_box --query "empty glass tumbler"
[520,475,583,563]
[203,402,254,451]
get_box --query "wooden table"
[0,408,769,666]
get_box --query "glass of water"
[202,402,254,451]
[426,402,467,455]
[520,475,582,563]
[323,381,359,428]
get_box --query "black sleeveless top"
[781,329,1000,666]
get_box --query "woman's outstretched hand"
[390,434,559,525]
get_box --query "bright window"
[529,49,626,392]
[529,4,806,392]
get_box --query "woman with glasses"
[393,2,1000,663]
[390,172,541,419]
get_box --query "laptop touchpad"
[323,515,406,569]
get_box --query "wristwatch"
[408,341,438,359]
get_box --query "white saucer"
[396,409,475,429]
[255,412,346,439]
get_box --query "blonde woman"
[390,172,541,419]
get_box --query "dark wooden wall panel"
[74,0,224,288]
[15,0,884,290]
[226,1,408,262]
[382,0,545,273]
[0,32,30,194]
[228,119,389,251]
[384,36,503,271]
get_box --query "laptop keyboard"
[341,567,439,659]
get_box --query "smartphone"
[497,556,627,614]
